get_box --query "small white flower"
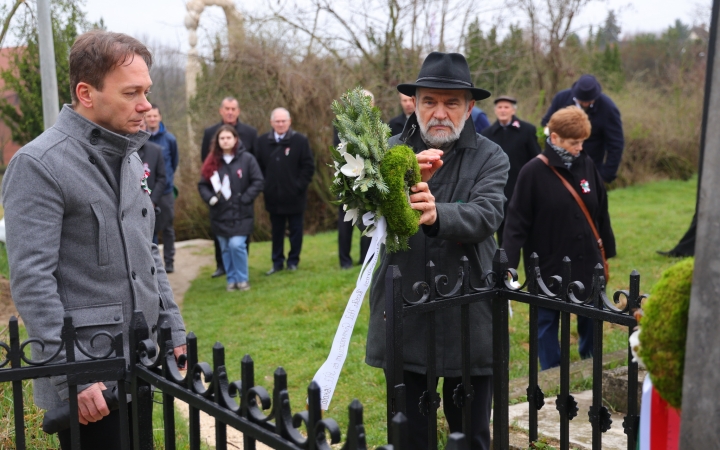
[343,204,359,225]
[341,153,366,180]
[337,141,348,156]
[333,161,341,177]
[629,329,645,368]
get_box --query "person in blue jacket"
[541,74,624,183]
[146,105,179,272]
[471,106,490,132]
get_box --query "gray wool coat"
[366,113,509,377]
[2,106,186,410]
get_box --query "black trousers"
[397,370,493,450]
[270,213,304,269]
[337,206,370,267]
[58,405,134,450]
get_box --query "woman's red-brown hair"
[547,106,592,140]
[201,124,240,180]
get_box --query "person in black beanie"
[541,74,624,183]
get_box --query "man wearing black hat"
[365,52,509,450]
[541,74,624,183]
[481,95,541,246]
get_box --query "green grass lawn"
[180,177,697,447]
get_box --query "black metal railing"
[385,248,643,450]
[0,310,475,449]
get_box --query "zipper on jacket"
[403,124,417,143]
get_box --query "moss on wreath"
[379,144,421,252]
[638,257,694,409]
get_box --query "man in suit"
[201,97,258,277]
[254,107,315,275]
[2,30,186,449]
[481,95,541,246]
[387,92,415,136]
[541,74,624,183]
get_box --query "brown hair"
[69,30,153,105]
[201,125,240,180]
[547,106,591,140]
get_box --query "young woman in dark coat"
[199,125,264,292]
[503,106,616,370]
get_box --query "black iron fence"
[385,249,642,450]
[0,248,642,450]
[0,308,473,449]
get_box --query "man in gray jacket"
[2,31,186,448]
[366,52,509,450]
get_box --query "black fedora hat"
[571,74,602,101]
[397,52,491,101]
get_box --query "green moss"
[378,144,421,252]
[638,257,693,409]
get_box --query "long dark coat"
[388,113,408,136]
[254,129,315,215]
[201,120,258,161]
[137,140,166,207]
[198,146,264,237]
[541,89,624,183]
[366,113,510,377]
[481,116,541,205]
[502,144,616,292]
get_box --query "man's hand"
[174,344,187,369]
[77,382,110,425]
[410,182,437,226]
[416,149,443,182]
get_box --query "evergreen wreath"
[330,87,421,253]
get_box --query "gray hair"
[362,89,375,102]
[271,107,291,121]
[221,96,239,107]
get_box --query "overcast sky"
[82,0,704,55]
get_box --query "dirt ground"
[165,239,270,450]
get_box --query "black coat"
[198,147,264,237]
[541,90,624,183]
[388,113,408,137]
[201,121,258,161]
[481,117,541,205]
[137,141,166,207]
[502,144,616,293]
[254,129,315,215]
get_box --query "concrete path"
[506,390,629,449]
[164,239,270,450]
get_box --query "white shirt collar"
[274,131,286,142]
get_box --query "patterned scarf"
[547,137,580,168]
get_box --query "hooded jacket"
[147,122,178,195]
[365,112,509,376]
[198,145,264,237]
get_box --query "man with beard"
[541,74,624,183]
[365,52,509,450]
[481,95,541,246]
[387,92,415,136]
[201,97,258,278]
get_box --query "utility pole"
[37,0,58,129]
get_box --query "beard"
[418,116,465,148]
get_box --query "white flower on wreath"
[341,153,365,180]
[333,160,341,177]
[337,141,348,156]
[343,204,359,225]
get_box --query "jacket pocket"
[65,302,124,327]
[90,201,110,266]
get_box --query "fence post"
[491,249,509,450]
[129,311,155,450]
[385,265,406,443]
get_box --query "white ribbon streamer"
[312,216,387,410]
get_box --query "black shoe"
[287,265,298,271]
[211,268,226,278]
[340,265,352,270]
[165,264,174,274]
[657,250,685,258]
[266,267,283,276]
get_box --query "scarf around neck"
[547,137,580,168]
